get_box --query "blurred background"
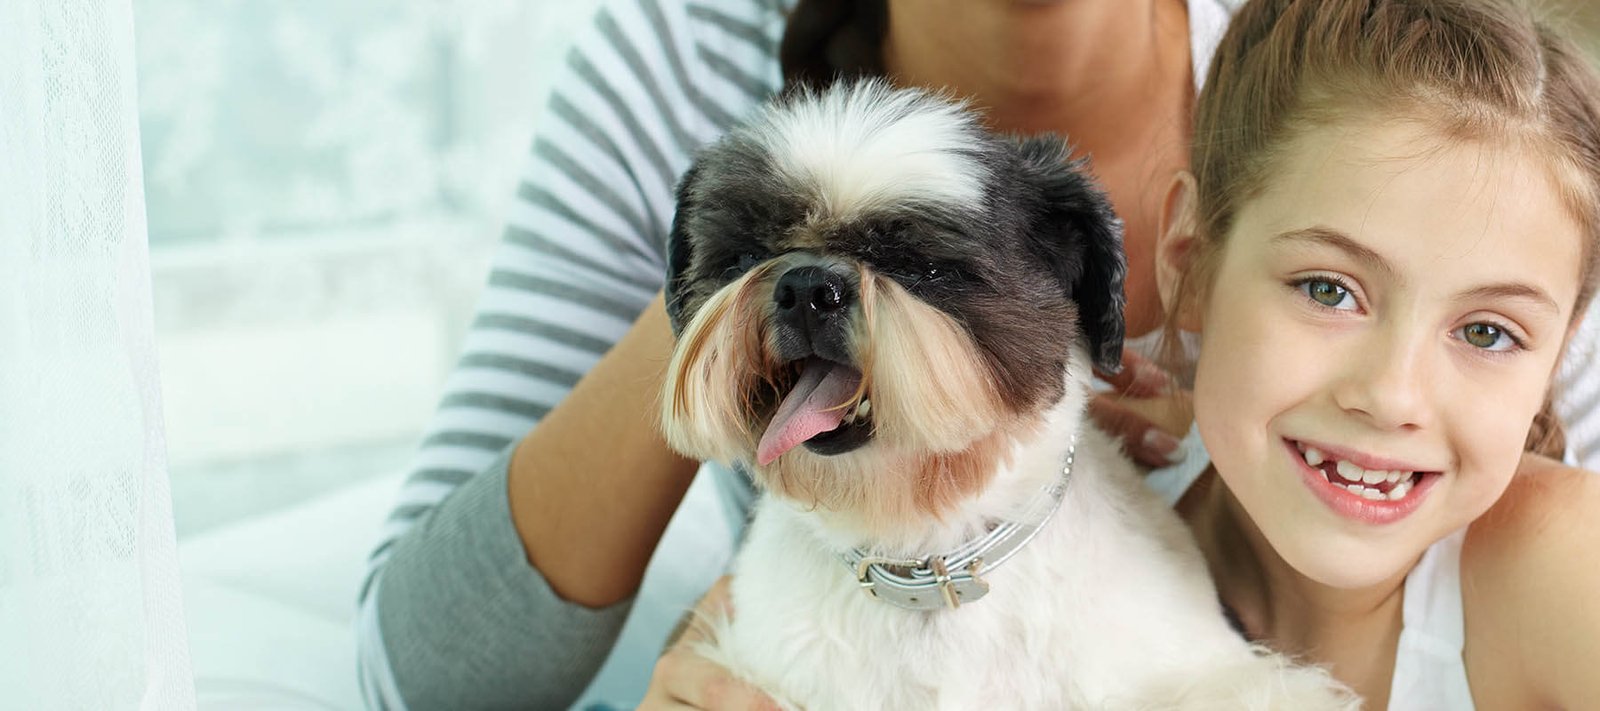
[140,0,599,537]
[134,1,603,707]
[134,1,1600,708]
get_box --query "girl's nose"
[1331,324,1433,432]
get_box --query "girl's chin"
[1267,522,1424,591]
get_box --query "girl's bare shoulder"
[1462,455,1600,708]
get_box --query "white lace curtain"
[0,0,197,707]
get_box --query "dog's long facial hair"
[661,81,1126,545]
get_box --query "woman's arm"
[354,0,789,707]
[509,292,699,609]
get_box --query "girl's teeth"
[1387,480,1414,500]
[1316,460,1422,501]
[1305,447,1325,466]
[1306,443,1424,501]
[1336,460,1364,483]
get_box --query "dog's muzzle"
[755,263,873,464]
[771,265,854,363]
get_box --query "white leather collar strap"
[840,438,1077,611]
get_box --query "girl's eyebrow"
[1270,226,1397,282]
[1273,226,1560,313]
[1454,283,1560,314]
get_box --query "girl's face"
[1191,118,1585,589]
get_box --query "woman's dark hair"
[779,0,888,90]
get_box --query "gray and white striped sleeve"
[353,0,787,708]
[1557,296,1600,469]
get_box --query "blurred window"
[136,0,600,536]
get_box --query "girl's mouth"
[1299,442,1421,500]
[1284,439,1442,524]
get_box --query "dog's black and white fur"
[660,80,1356,710]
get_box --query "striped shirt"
[357,1,793,708]
[355,0,1600,707]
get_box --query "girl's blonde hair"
[1171,0,1600,456]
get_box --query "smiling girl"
[1151,0,1600,707]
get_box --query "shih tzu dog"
[659,80,1355,710]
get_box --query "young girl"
[1149,0,1600,707]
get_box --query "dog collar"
[840,437,1077,611]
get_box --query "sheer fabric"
[0,0,196,707]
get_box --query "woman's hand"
[1091,347,1190,467]
[639,576,782,711]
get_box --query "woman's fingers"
[666,575,732,649]
[1090,347,1189,467]
[642,641,780,711]
[640,576,783,711]
[1096,346,1176,398]
[649,649,780,711]
[1088,394,1183,467]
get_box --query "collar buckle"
[854,554,926,599]
[841,438,1076,612]
[931,555,986,608]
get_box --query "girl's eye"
[1298,278,1356,310]
[1458,323,1519,352]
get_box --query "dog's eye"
[894,262,976,296]
[921,262,968,284]
[723,252,766,279]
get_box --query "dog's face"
[661,81,1125,531]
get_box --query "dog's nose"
[771,266,853,362]
[774,266,849,316]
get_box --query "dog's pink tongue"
[757,359,861,465]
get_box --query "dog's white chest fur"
[699,423,1353,710]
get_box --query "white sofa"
[180,467,734,710]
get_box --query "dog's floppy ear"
[664,162,704,337]
[1014,135,1127,373]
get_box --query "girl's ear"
[1156,171,1203,331]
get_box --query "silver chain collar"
[839,437,1078,611]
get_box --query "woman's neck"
[1182,469,1410,704]
[881,0,1193,336]
[881,0,1190,146]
